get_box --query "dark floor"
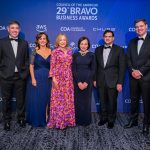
[0,113,150,150]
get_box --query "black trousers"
[98,86,118,123]
[1,73,26,123]
[130,77,150,125]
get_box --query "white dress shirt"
[103,45,112,67]
[9,36,18,72]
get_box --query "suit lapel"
[100,46,105,68]
[6,38,16,59]
[132,39,139,58]
[138,35,149,56]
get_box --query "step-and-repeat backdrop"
[0,0,150,112]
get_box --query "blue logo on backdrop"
[36,25,47,32]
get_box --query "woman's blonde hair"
[55,33,68,48]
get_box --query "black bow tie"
[9,38,18,42]
[104,46,111,49]
[138,37,144,41]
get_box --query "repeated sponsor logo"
[96,103,100,106]
[92,44,100,49]
[129,27,150,32]
[0,25,7,31]
[70,41,76,47]
[93,27,116,32]
[69,41,78,51]
[60,26,85,32]
[29,43,55,49]
[124,99,143,103]
[122,45,128,49]
[29,43,36,48]
[36,25,47,32]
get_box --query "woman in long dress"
[26,32,52,127]
[47,33,76,129]
[72,36,95,126]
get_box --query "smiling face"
[135,21,147,37]
[38,34,47,47]
[103,32,114,45]
[79,39,89,52]
[58,35,67,48]
[7,23,20,38]
[55,34,68,48]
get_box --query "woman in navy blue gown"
[72,36,95,126]
[26,32,51,127]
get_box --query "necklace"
[79,50,89,56]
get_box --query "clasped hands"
[78,82,88,90]
[132,69,142,79]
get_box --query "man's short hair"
[134,18,147,26]
[8,20,20,27]
[103,30,114,37]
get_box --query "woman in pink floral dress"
[47,33,76,129]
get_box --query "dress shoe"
[98,120,107,126]
[124,120,138,129]
[107,122,114,129]
[18,119,26,127]
[4,122,10,131]
[142,125,149,136]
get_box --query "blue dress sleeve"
[30,49,36,65]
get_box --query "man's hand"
[132,70,141,79]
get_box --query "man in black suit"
[94,30,126,129]
[124,19,150,135]
[0,20,29,131]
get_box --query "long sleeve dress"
[72,51,95,125]
[47,48,76,129]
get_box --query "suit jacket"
[127,34,150,82]
[0,36,29,80]
[95,44,126,88]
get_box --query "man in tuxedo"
[94,30,126,129]
[0,20,29,131]
[124,19,150,135]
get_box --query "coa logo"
[29,43,36,48]
[92,44,100,49]
[125,99,143,104]
[36,25,47,32]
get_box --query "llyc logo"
[36,25,47,32]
